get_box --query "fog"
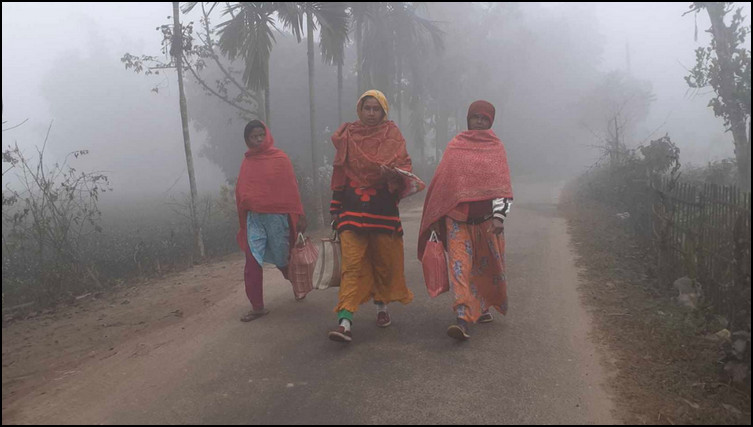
[3,2,751,203]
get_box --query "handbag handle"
[296,232,306,247]
[429,230,439,242]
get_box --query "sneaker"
[328,326,352,343]
[479,311,493,323]
[376,311,391,328]
[447,322,470,341]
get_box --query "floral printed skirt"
[445,217,508,323]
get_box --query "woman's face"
[246,127,266,149]
[468,113,491,130]
[361,97,385,126]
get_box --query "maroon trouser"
[244,250,290,310]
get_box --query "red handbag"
[289,233,319,300]
[421,231,450,297]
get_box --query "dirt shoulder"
[1,252,246,411]
[559,183,751,425]
[2,197,427,420]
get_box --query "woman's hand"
[298,216,308,233]
[330,213,339,230]
[429,221,440,235]
[380,164,401,179]
[488,218,504,235]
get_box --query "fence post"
[652,176,672,286]
[696,186,706,292]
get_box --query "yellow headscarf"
[356,89,389,123]
[332,89,411,190]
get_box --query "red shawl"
[330,120,412,191]
[418,129,513,259]
[235,123,304,252]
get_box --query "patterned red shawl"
[330,119,412,190]
[235,123,304,252]
[418,129,513,259]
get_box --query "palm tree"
[359,3,395,100]
[357,3,443,119]
[276,2,349,225]
[216,2,277,126]
[320,6,350,125]
[348,2,378,96]
[357,2,444,174]
[390,2,444,129]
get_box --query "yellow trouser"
[335,231,413,313]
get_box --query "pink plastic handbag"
[289,233,319,299]
[421,231,450,297]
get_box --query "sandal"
[240,308,270,322]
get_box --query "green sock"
[338,309,353,332]
[338,309,353,322]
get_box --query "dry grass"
[560,181,751,425]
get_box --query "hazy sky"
[3,2,177,126]
[2,2,226,198]
[591,2,751,164]
[3,2,751,198]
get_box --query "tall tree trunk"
[611,116,620,167]
[307,11,324,226]
[414,102,425,179]
[173,2,205,260]
[337,62,343,125]
[706,3,751,190]
[396,55,402,128]
[436,107,448,164]
[455,108,460,134]
[356,19,363,95]
[264,62,271,127]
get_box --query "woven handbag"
[313,230,341,290]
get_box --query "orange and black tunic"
[330,178,403,236]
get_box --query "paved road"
[6,182,617,424]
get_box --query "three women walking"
[234,97,512,343]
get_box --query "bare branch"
[182,53,258,116]
[198,2,260,105]
[2,118,29,132]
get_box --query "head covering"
[467,100,496,127]
[244,121,274,153]
[418,128,513,259]
[330,90,412,191]
[235,122,304,252]
[356,89,389,124]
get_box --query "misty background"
[2,2,750,304]
[3,3,749,197]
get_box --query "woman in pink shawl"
[235,120,306,322]
[418,101,513,341]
